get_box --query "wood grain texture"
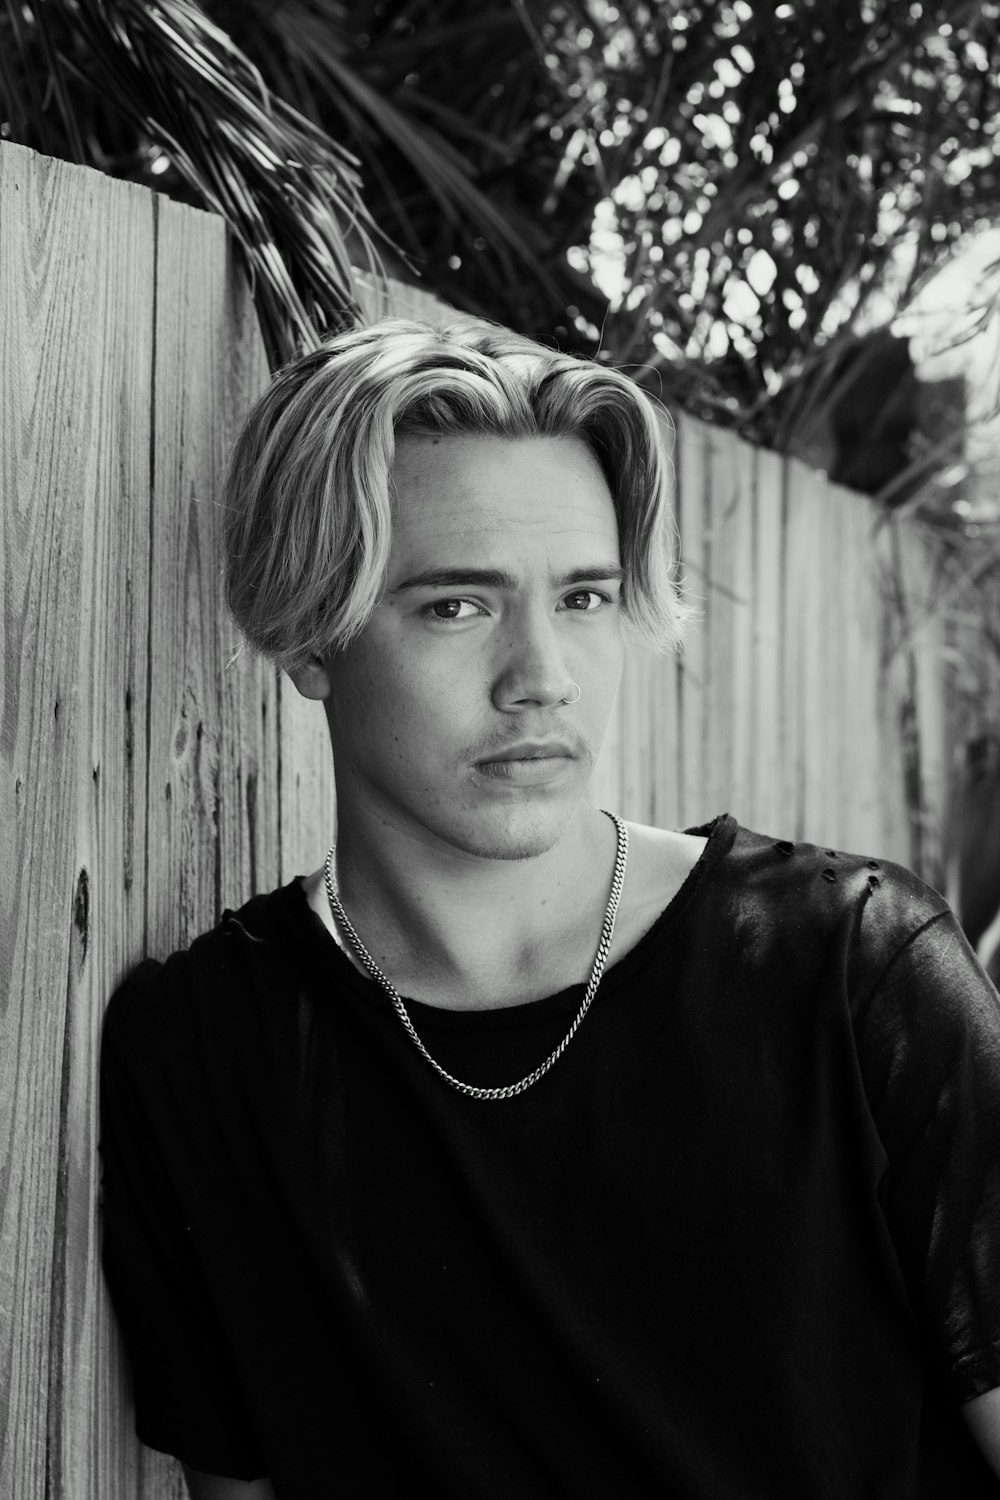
[675,414,710,824]
[719,425,755,824]
[588,651,623,814]
[277,682,337,883]
[0,143,162,1500]
[145,195,277,956]
[836,488,883,856]
[751,447,785,837]
[702,422,734,821]
[617,644,652,822]
[899,524,948,883]
[799,466,833,844]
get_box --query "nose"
[491,608,576,712]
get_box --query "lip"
[475,740,576,764]
[475,756,573,786]
[473,741,576,787]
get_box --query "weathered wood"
[145,196,277,956]
[675,414,711,824]
[874,518,916,866]
[589,650,623,814]
[648,416,684,832]
[277,683,338,883]
[835,490,876,855]
[720,425,755,824]
[751,447,785,837]
[0,144,163,1498]
[798,465,832,844]
[702,422,734,821]
[909,528,947,881]
[619,644,653,823]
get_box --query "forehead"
[387,433,618,564]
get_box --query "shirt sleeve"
[853,908,1000,1403]
[99,964,267,1479]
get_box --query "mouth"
[473,744,575,786]
[476,740,576,764]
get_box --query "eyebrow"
[389,563,626,593]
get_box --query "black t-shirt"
[99,814,1000,1497]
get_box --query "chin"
[453,801,578,862]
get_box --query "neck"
[320,800,619,1009]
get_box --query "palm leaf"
[3,0,390,364]
[224,0,584,314]
[2,0,610,352]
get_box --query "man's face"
[320,432,624,860]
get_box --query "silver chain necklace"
[323,811,629,1102]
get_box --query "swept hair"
[223,316,697,673]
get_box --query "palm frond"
[230,0,587,320]
[3,0,392,364]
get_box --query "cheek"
[338,641,469,755]
[329,645,399,744]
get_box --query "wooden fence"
[1,141,947,1497]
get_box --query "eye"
[426,598,482,621]
[561,589,609,612]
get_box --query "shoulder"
[725,819,946,906]
[102,883,308,1079]
[713,818,955,997]
[644,812,954,992]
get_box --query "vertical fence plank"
[146,198,277,957]
[781,458,809,839]
[751,448,786,837]
[853,502,882,853]
[797,467,833,844]
[278,685,338,882]
[830,487,885,858]
[699,423,756,823]
[589,657,623,814]
[0,146,162,1499]
[675,415,710,823]
[901,525,948,883]
[649,640,683,831]
[660,416,687,831]
[650,581,684,834]
[827,484,850,844]
[834,493,857,852]
[702,425,736,821]
[723,429,755,824]
[806,481,832,845]
[618,645,655,823]
[873,518,914,866]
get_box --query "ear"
[288,654,333,701]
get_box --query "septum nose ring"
[562,683,581,705]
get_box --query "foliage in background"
[0,0,612,364]
[209,0,608,343]
[3,0,1000,457]
[0,0,397,361]
[543,0,1000,454]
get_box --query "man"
[100,317,1000,1499]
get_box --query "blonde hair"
[223,317,696,673]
